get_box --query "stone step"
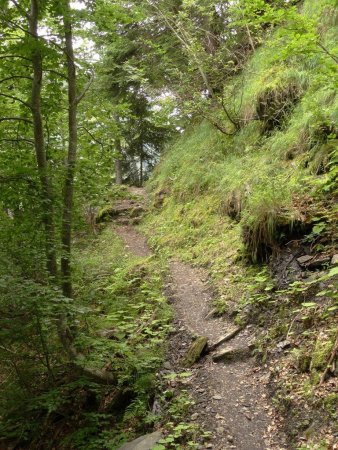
[212,345,254,362]
[118,431,163,450]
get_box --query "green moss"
[323,393,338,417]
[310,332,335,372]
[95,205,114,222]
[182,336,208,367]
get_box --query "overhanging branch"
[79,125,104,149]
[0,75,33,84]
[76,70,94,105]
[0,117,33,124]
[0,93,31,109]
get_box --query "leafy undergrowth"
[0,226,172,449]
[153,374,212,450]
[142,1,338,447]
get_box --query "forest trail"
[115,188,288,450]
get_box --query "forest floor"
[114,188,290,450]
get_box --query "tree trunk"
[29,0,58,278]
[139,155,143,187]
[58,2,117,384]
[61,0,77,299]
[115,139,123,185]
[115,159,123,184]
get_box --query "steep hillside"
[144,1,338,448]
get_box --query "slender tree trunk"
[115,139,123,185]
[58,2,117,384]
[29,0,58,278]
[139,155,143,187]
[245,24,255,52]
[115,159,123,184]
[61,0,77,299]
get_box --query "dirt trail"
[114,189,288,450]
[166,262,288,450]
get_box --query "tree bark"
[58,2,117,384]
[115,139,123,185]
[61,0,77,299]
[115,159,123,184]
[139,154,143,187]
[29,0,58,278]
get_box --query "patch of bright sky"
[70,1,87,10]
[70,1,100,62]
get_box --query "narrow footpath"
[114,189,288,450]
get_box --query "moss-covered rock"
[310,332,335,372]
[323,393,338,417]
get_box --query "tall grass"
[146,0,337,261]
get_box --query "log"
[208,327,243,352]
[182,336,208,367]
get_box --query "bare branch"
[79,126,104,149]
[76,70,95,104]
[201,113,236,136]
[0,75,33,84]
[0,54,32,63]
[0,138,34,145]
[10,0,31,20]
[221,95,240,130]
[0,117,32,124]
[43,68,68,80]
[0,93,31,109]
[317,42,338,64]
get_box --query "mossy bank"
[143,0,338,448]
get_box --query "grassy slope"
[143,1,338,448]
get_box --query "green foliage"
[145,0,337,263]
[142,2,337,447]
[153,389,211,450]
[0,226,171,448]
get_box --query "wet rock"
[118,431,163,450]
